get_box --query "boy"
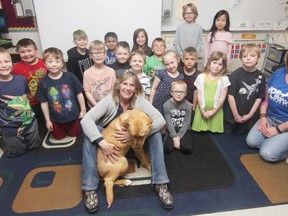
[37,47,86,140]
[0,48,41,157]
[66,29,93,83]
[163,80,193,154]
[111,41,131,78]
[104,32,118,67]
[224,44,266,134]
[83,40,116,108]
[143,37,166,85]
[129,51,151,99]
[12,38,47,120]
[178,46,201,110]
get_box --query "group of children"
[0,3,267,158]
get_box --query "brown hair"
[182,3,198,19]
[239,44,261,59]
[43,47,64,65]
[129,50,146,64]
[205,51,228,76]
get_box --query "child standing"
[132,28,153,57]
[150,50,184,114]
[0,48,41,157]
[37,47,86,140]
[111,41,131,78]
[192,51,230,133]
[163,80,193,154]
[143,37,166,85]
[129,51,151,99]
[204,10,233,67]
[66,29,93,83]
[224,44,266,134]
[104,32,118,67]
[174,3,203,58]
[178,46,201,110]
[12,38,47,120]
[83,40,116,108]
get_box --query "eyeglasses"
[90,52,105,56]
[172,90,186,95]
[184,12,194,16]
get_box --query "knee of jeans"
[259,149,279,162]
[246,136,257,148]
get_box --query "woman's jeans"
[246,115,288,162]
[81,130,169,190]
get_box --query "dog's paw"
[125,179,132,186]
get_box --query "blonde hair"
[73,29,88,40]
[162,50,179,63]
[89,40,106,53]
[43,47,64,65]
[182,3,198,19]
[0,47,11,60]
[129,50,146,64]
[239,44,261,59]
[171,80,187,90]
[205,51,227,76]
[112,70,143,108]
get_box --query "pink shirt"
[204,31,233,67]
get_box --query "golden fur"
[98,109,153,208]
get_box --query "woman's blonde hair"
[205,51,228,76]
[112,70,144,108]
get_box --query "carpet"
[101,131,235,199]
[241,153,288,204]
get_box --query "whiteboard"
[161,0,287,31]
[33,0,162,60]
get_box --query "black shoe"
[153,184,174,209]
[83,190,99,213]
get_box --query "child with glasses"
[83,40,116,108]
[149,50,184,115]
[174,3,203,59]
[163,80,193,154]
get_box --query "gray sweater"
[81,94,166,142]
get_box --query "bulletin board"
[161,0,288,31]
[33,0,162,60]
[1,0,37,30]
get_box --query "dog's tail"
[104,178,114,208]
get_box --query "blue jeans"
[246,115,288,162]
[81,129,169,190]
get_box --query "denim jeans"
[81,129,169,190]
[246,115,288,162]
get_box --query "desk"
[7,47,21,64]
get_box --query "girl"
[174,3,203,59]
[132,28,153,57]
[204,10,233,67]
[192,51,230,133]
[129,50,151,99]
[150,50,184,114]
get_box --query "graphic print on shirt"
[28,68,46,100]
[78,58,93,75]
[170,108,187,132]
[239,76,263,100]
[61,84,73,112]
[91,77,112,103]
[0,94,33,135]
[269,86,288,106]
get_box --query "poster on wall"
[1,0,37,30]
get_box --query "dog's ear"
[119,111,131,128]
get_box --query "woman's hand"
[261,126,278,138]
[98,140,120,163]
[114,127,134,143]
[257,117,269,132]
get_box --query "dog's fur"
[98,109,153,208]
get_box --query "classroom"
[0,0,288,215]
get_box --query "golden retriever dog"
[98,109,153,208]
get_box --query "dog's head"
[120,110,153,149]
